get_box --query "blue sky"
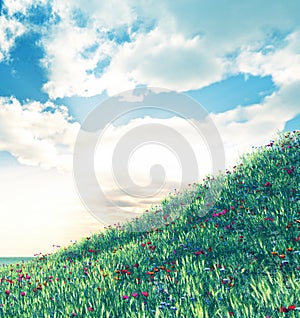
[0,0,300,256]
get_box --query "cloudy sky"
[0,0,300,257]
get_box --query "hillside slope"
[0,130,299,317]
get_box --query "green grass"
[0,130,299,317]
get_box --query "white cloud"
[0,15,25,61]
[102,29,224,94]
[3,0,36,15]
[36,0,300,98]
[2,0,300,97]
[51,0,134,29]
[156,1,300,49]
[210,80,300,167]
[236,31,300,87]
[40,0,138,98]
[0,97,79,171]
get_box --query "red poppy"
[280,307,289,312]
[264,182,272,187]
[194,250,205,256]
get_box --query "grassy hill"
[0,130,299,317]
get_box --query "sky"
[0,0,300,256]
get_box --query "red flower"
[294,235,300,241]
[264,217,274,221]
[288,305,296,310]
[279,307,289,313]
[141,292,149,297]
[87,307,94,311]
[5,290,10,295]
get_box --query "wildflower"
[122,295,129,300]
[146,271,154,275]
[20,292,26,297]
[5,290,10,295]
[141,292,149,297]
[131,293,138,298]
[294,235,300,241]
[87,307,94,311]
[264,217,274,221]
[280,307,289,312]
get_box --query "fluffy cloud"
[0,15,25,61]
[236,31,300,87]
[102,29,224,95]
[210,80,300,167]
[2,0,300,97]
[40,0,139,98]
[36,0,300,98]
[0,97,79,170]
